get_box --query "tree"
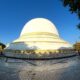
[0,42,6,49]
[61,0,80,29]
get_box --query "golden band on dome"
[21,32,59,37]
[13,41,68,44]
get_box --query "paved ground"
[0,56,80,80]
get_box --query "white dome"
[4,18,74,59]
[20,18,59,36]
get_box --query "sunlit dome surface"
[20,18,59,36]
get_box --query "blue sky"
[0,0,80,44]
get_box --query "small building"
[74,42,80,54]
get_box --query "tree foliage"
[61,0,80,29]
[0,42,6,49]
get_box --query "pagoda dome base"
[4,49,76,59]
